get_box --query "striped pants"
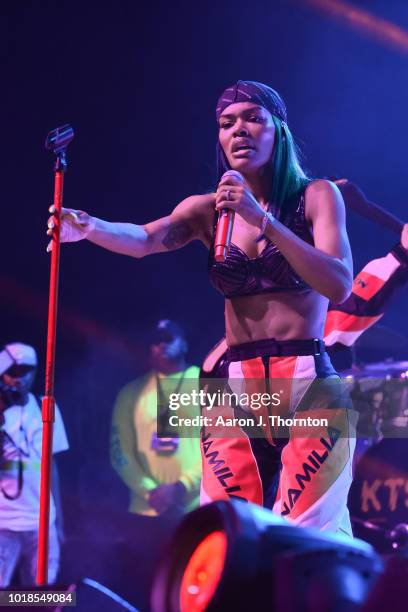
[200,338,355,536]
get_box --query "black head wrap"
[216,80,287,123]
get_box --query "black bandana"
[216,80,287,123]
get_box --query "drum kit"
[340,325,408,439]
[342,358,408,440]
[340,325,408,553]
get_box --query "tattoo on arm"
[162,221,193,250]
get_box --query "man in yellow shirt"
[110,320,201,609]
[111,319,201,516]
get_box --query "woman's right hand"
[47,206,96,252]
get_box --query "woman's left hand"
[215,174,265,228]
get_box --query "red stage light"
[179,531,227,612]
[151,500,382,612]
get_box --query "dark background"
[1,0,408,590]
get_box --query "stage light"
[151,500,382,612]
[179,531,227,611]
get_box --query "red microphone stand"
[36,125,74,585]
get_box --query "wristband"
[255,211,276,243]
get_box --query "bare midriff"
[199,200,328,347]
[224,290,329,346]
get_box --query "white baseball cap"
[0,343,37,375]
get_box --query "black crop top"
[208,187,314,298]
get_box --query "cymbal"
[340,360,408,379]
[363,361,408,374]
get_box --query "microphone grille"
[222,170,244,183]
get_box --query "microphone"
[214,170,244,262]
[45,124,74,154]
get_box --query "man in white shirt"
[0,343,69,586]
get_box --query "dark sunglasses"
[5,364,35,378]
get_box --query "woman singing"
[49,81,354,535]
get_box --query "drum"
[340,360,408,440]
[344,362,408,552]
